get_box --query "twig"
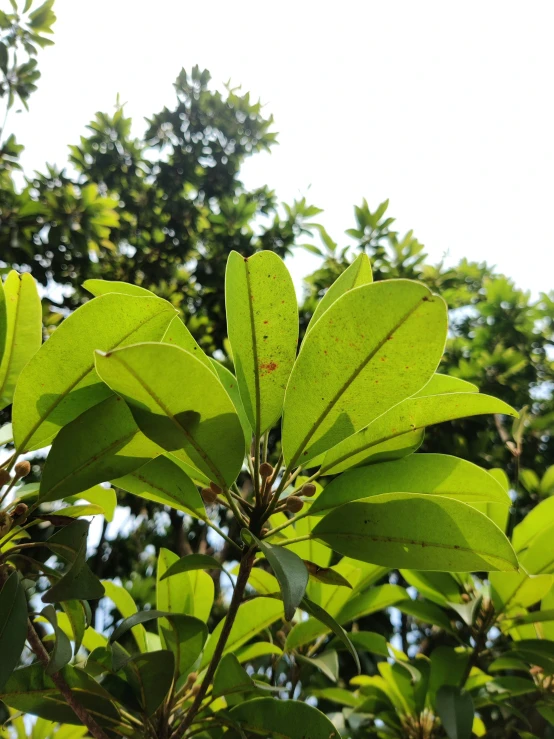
[26,618,111,739]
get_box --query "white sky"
[7,0,554,294]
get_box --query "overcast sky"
[8,0,554,294]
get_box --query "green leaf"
[490,572,554,613]
[66,485,117,523]
[160,553,225,580]
[0,275,6,368]
[243,530,308,621]
[397,598,455,633]
[297,651,339,682]
[13,292,176,452]
[436,685,474,739]
[123,650,174,716]
[60,600,86,654]
[312,454,509,517]
[213,653,255,701]
[109,609,207,676]
[428,647,469,705]
[283,280,447,467]
[95,342,244,488]
[304,562,353,588]
[229,697,341,739]
[312,493,518,572]
[42,521,105,603]
[200,597,283,669]
[162,314,214,372]
[101,581,146,653]
[0,664,120,727]
[40,607,72,675]
[321,392,518,475]
[234,641,283,663]
[307,253,373,333]
[225,250,298,435]
[0,272,42,410]
[0,572,28,692]
[300,596,360,673]
[210,359,252,451]
[82,279,155,298]
[39,395,160,502]
[330,631,389,657]
[157,547,214,625]
[0,422,13,445]
[114,454,206,519]
[512,496,554,553]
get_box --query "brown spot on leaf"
[260,360,278,374]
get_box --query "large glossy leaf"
[114,454,205,519]
[321,392,518,475]
[82,279,155,297]
[286,584,406,649]
[0,271,42,410]
[312,494,518,572]
[123,650,174,716]
[13,292,176,452]
[0,664,121,727]
[283,280,447,467]
[42,521,105,603]
[210,359,252,451]
[162,314,214,372]
[95,342,244,487]
[229,697,340,739]
[519,524,554,574]
[307,253,373,333]
[0,572,28,691]
[213,652,256,702]
[157,548,214,624]
[436,685,474,739]
[225,250,298,436]
[200,597,283,669]
[40,607,72,675]
[160,553,225,580]
[512,497,554,553]
[311,454,509,516]
[243,531,308,621]
[109,609,207,677]
[39,395,160,502]
[490,572,553,613]
[300,596,360,673]
[0,275,6,367]
[101,581,146,653]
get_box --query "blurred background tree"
[1,0,554,694]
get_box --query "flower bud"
[259,462,274,478]
[301,483,317,497]
[285,496,304,513]
[191,684,200,696]
[0,511,12,538]
[14,460,31,479]
[201,487,218,505]
[11,503,28,519]
[0,469,10,487]
[209,481,222,495]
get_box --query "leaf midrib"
[244,257,261,438]
[0,274,23,402]
[18,304,173,452]
[315,531,515,569]
[290,293,432,468]
[109,352,225,488]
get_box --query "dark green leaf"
[160,553,225,580]
[40,606,72,675]
[436,685,474,739]
[124,650,175,716]
[229,697,341,739]
[300,596,360,673]
[243,530,308,621]
[0,572,27,691]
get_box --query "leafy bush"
[2,251,552,739]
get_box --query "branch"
[170,548,256,739]
[26,618,110,739]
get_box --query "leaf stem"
[170,548,256,739]
[26,617,111,739]
[272,534,312,547]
